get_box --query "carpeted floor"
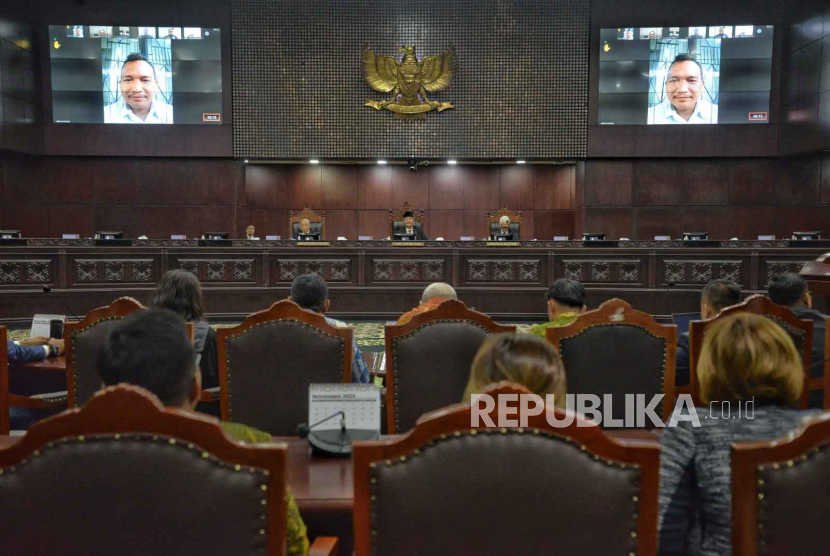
[7,321,533,351]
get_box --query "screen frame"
[39,4,232,157]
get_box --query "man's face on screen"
[120,60,158,115]
[666,61,703,114]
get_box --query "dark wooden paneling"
[1,202,48,237]
[584,160,632,206]
[287,165,322,209]
[588,125,780,158]
[535,166,574,210]
[246,165,286,210]
[775,155,821,205]
[44,125,233,158]
[728,206,778,240]
[822,154,830,204]
[358,210,389,240]
[1,154,44,203]
[186,206,236,239]
[499,166,535,209]
[534,210,575,239]
[799,39,823,100]
[583,208,632,239]
[428,210,463,241]
[187,160,238,206]
[391,166,429,210]
[429,165,465,209]
[464,166,500,210]
[92,159,143,205]
[518,211,534,240]
[633,207,681,240]
[325,210,359,240]
[322,166,358,209]
[633,162,680,206]
[152,160,190,206]
[247,210,288,239]
[680,206,731,240]
[679,161,729,206]
[48,204,92,238]
[728,160,777,205]
[462,210,489,239]
[357,165,392,210]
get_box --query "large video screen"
[598,25,773,125]
[49,25,223,124]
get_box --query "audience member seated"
[463,333,567,406]
[6,335,64,364]
[289,273,370,383]
[151,269,219,391]
[397,282,458,325]
[676,279,741,386]
[768,272,827,408]
[659,313,815,556]
[95,309,309,556]
[529,278,586,338]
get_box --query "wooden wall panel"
[357,166,392,210]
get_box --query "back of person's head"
[768,273,807,307]
[701,279,741,313]
[546,278,585,310]
[463,333,567,406]
[697,313,802,407]
[290,273,328,313]
[151,269,205,321]
[421,282,457,302]
[96,309,197,408]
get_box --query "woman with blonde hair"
[658,313,814,556]
[463,333,567,406]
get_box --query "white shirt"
[104,98,174,124]
[648,99,718,125]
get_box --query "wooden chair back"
[353,382,660,556]
[216,300,351,435]
[383,299,515,434]
[689,294,813,408]
[731,412,830,556]
[0,326,8,435]
[388,201,425,237]
[486,207,522,239]
[0,384,287,556]
[289,206,326,239]
[547,298,677,425]
[65,296,145,408]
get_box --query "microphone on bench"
[297,411,346,439]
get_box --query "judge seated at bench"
[393,211,428,241]
[292,218,321,241]
[244,224,259,240]
[491,215,519,241]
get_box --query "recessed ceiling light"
[244,159,249,163]
[447,159,457,165]
[377,160,387,165]
[309,159,320,164]
[516,160,526,164]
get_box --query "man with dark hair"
[530,279,587,338]
[96,309,309,555]
[290,274,370,383]
[648,53,718,124]
[104,53,173,123]
[675,279,741,385]
[769,273,827,407]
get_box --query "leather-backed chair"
[383,299,515,434]
[290,206,326,240]
[353,382,660,556]
[0,385,337,556]
[689,294,813,408]
[216,300,352,436]
[731,412,830,556]
[389,201,425,238]
[547,298,677,427]
[486,207,522,240]
[65,297,145,408]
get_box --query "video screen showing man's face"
[121,59,159,116]
[666,60,703,114]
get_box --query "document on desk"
[309,384,381,432]
[30,314,65,338]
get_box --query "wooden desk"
[23,355,66,372]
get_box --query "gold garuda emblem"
[363,45,456,120]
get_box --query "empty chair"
[384,299,515,433]
[0,385,340,556]
[352,382,660,556]
[547,298,677,427]
[731,412,830,556]
[689,294,813,408]
[216,300,351,435]
[65,297,145,407]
